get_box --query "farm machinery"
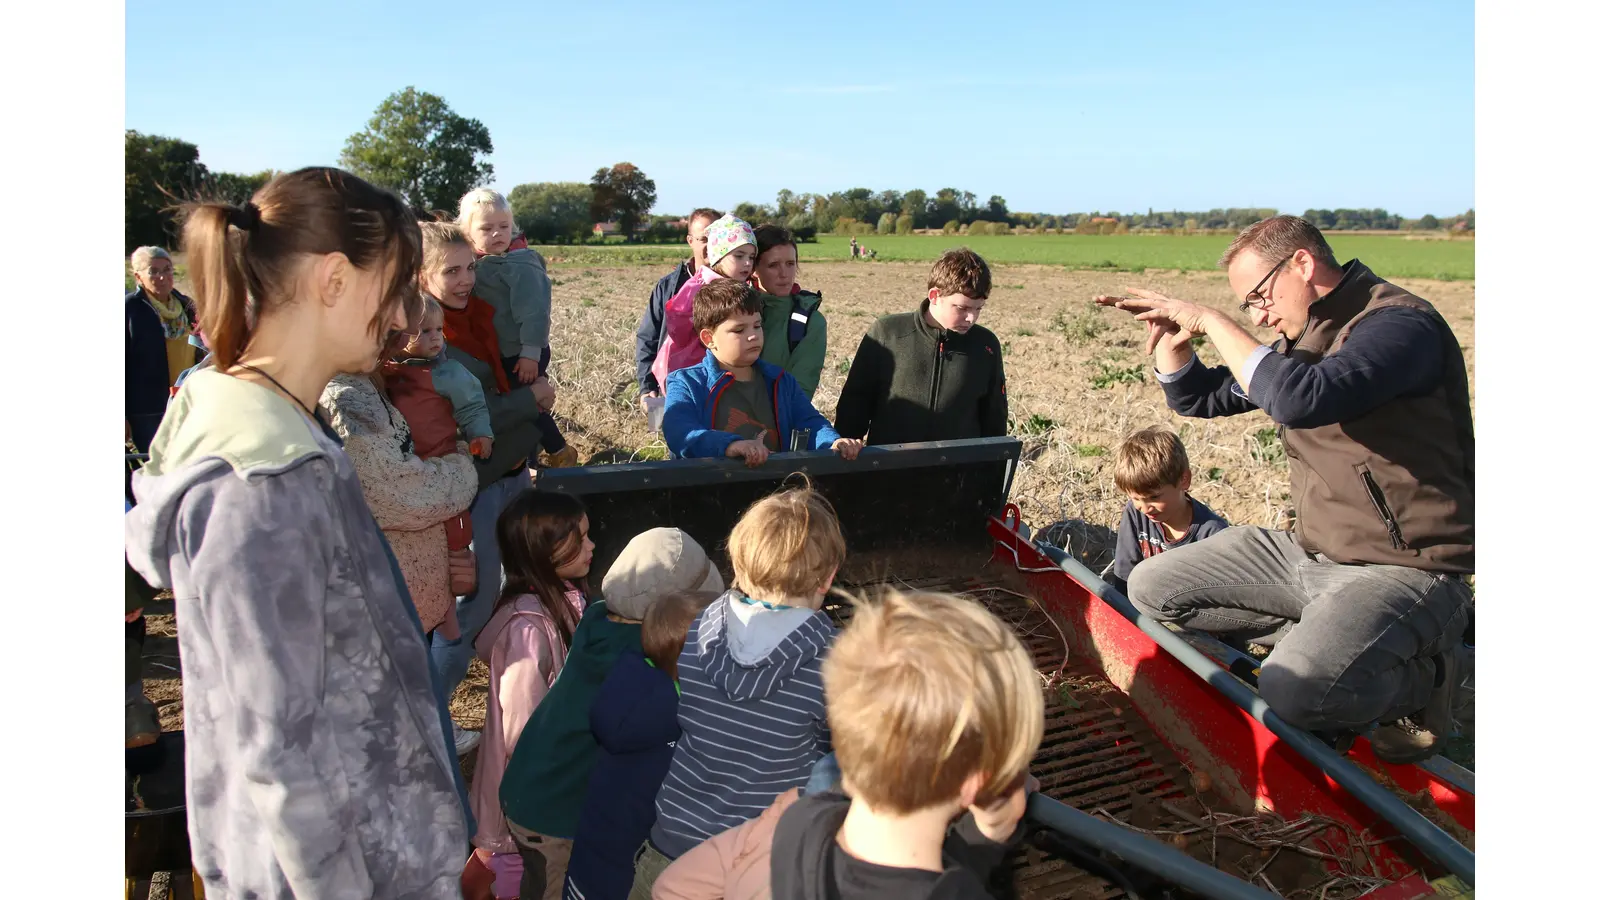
[128,437,1475,899]
[540,437,1475,900]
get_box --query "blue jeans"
[430,470,531,699]
[804,752,841,795]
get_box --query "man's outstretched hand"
[1095,288,1214,356]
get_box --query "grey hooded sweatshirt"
[124,368,468,900]
[650,589,837,859]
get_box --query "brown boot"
[542,446,580,469]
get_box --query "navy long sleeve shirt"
[1158,307,1447,427]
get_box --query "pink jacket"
[650,266,726,391]
[469,586,588,855]
[652,788,801,900]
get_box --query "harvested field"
[541,260,1475,572]
[137,259,1476,763]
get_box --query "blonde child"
[469,491,594,899]
[655,590,1044,900]
[457,189,577,467]
[630,484,846,898]
[383,296,495,548]
[650,214,758,390]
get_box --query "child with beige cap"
[497,526,723,900]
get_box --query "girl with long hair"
[469,490,593,899]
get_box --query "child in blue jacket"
[562,589,719,900]
[662,279,862,465]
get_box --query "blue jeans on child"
[430,469,531,697]
[805,752,841,795]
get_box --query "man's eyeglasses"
[1241,254,1293,311]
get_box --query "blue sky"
[125,0,1473,218]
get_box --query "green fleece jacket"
[834,299,1007,446]
[499,600,642,839]
[756,289,827,398]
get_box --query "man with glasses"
[1094,215,1473,764]
[634,207,722,410]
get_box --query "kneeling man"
[1097,215,1473,763]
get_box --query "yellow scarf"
[145,290,189,339]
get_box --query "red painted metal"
[988,512,1474,881]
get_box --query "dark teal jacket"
[499,601,642,838]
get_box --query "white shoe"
[453,723,481,757]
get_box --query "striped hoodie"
[649,590,837,859]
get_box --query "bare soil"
[137,260,1476,793]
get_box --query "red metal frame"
[989,511,1473,881]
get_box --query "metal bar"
[1031,540,1476,886]
[536,436,1022,494]
[1025,793,1281,900]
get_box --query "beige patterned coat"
[320,374,479,633]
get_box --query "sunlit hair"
[692,278,763,337]
[419,220,472,278]
[754,223,796,262]
[928,247,991,300]
[130,246,171,274]
[180,167,420,370]
[689,207,723,228]
[456,187,512,234]
[641,590,719,681]
[824,590,1044,814]
[727,481,845,601]
[1113,428,1190,496]
[495,490,589,647]
[1220,214,1338,270]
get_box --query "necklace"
[236,363,320,422]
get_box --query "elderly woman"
[125,246,200,452]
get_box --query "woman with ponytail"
[123,167,471,900]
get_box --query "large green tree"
[509,182,593,244]
[339,87,494,213]
[205,169,279,205]
[126,130,209,252]
[589,163,657,241]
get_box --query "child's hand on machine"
[969,770,1035,844]
[514,357,542,384]
[469,436,494,459]
[831,438,864,460]
[725,431,771,468]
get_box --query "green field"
[535,233,1474,280]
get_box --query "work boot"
[542,446,580,469]
[1369,645,1464,764]
[126,683,160,749]
[1311,729,1357,755]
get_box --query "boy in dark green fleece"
[834,247,1007,446]
[499,527,724,900]
[750,224,828,397]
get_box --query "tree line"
[125,86,1473,254]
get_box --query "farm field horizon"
[531,232,1475,280]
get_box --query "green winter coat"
[757,289,827,398]
[499,601,642,839]
[834,299,1008,446]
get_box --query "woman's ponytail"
[182,203,253,370]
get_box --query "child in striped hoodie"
[629,484,846,899]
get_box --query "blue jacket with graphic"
[662,350,841,459]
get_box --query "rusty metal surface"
[830,573,1201,900]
